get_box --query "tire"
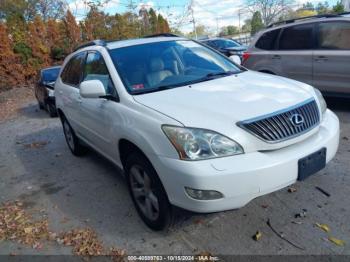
[38,102,44,110]
[61,116,87,156]
[125,152,172,231]
[46,103,58,118]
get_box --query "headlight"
[162,125,244,160]
[314,88,327,115]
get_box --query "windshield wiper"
[205,71,236,78]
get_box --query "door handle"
[271,55,281,60]
[315,56,328,62]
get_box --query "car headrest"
[150,58,165,72]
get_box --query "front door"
[78,51,119,158]
[313,21,350,94]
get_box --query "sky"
[67,0,341,33]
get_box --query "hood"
[134,71,315,130]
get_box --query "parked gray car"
[242,14,350,96]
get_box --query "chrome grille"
[237,99,320,143]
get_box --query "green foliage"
[13,42,32,64]
[51,47,65,60]
[220,25,239,36]
[333,1,345,13]
[251,11,263,35]
[316,1,331,14]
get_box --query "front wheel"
[62,117,87,156]
[125,153,172,231]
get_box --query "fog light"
[185,187,223,200]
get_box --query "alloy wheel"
[130,165,160,221]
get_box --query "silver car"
[242,14,350,96]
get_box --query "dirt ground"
[0,88,349,257]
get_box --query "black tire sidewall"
[125,153,171,231]
[62,117,86,156]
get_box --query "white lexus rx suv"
[55,35,339,230]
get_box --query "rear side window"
[61,52,86,86]
[83,52,115,95]
[318,22,350,50]
[278,24,314,50]
[255,29,280,50]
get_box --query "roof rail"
[74,40,107,51]
[144,33,180,38]
[267,13,340,28]
[339,11,350,16]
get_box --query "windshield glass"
[42,68,60,82]
[217,39,240,48]
[109,40,241,94]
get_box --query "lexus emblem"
[290,114,304,126]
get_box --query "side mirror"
[229,55,242,65]
[80,80,106,99]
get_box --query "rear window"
[255,29,280,50]
[278,24,314,50]
[318,22,350,50]
[42,68,60,82]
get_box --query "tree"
[303,2,315,10]
[316,2,331,14]
[333,1,345,13]
[219,25,239,36]
[0,23,25,91]
[245,0,295,25]
[157,14,170,33]
[63,10,81,53]
[295,9,317,18]
[242,19,252,33]
[251,11,264,35]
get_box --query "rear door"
[275,23,315,85]
[242,29,281,73]
[59,52,86,130]
[313,21,350,94]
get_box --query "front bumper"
[150,110,339,213]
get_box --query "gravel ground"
[0,94,349,256]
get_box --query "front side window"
[318,22,350,50]
[83,52,115,95]
[255,29,280,50]
[278,24,314,50]
[61,53,86,87]
[109,40,241,94]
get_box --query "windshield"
[42,68,60,82]
[216,39,240,48]
[109,40,241,94]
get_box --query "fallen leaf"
[261,204,268,209]
[288,187,297,193]
[24,227,33,234]
[315,223,330,233]
[328,237,345,246]
[253,231,262,241]
[23,141,48,149]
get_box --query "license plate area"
[298,148,327,181]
